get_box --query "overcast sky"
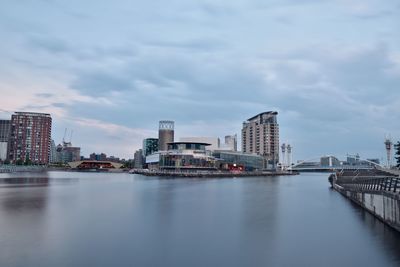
[0,0,399,161]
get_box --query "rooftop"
[247,111,278,121]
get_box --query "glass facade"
[167,143,208,151]
[213,151,264,171]
[143,138,159,156]
[159,154,217,170]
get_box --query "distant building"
[179,137,220,151]
[346,154,360,165]
[50,139,57,163]
[320,156,340,167]
[52,141,81,164]
[225,135,238,151]
[219,135,238,151]
[158,120,174,151]
[90,153,107,161]
[367,158,380,165]
[0,120,10,161]
[242,111,279,168]
[8,112,52,164]
[134,149,144,169]
[142,138,158,156]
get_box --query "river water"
[0,171,399,267]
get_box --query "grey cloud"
[143,38,228,51]
[28,35,70,54]
[35,93,55,98]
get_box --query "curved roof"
[167,142,211,146]
[247,111,278,121]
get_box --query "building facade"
[320,156,340,167]
[158,142,217,171]
[158,121,174,151]
[8,112,52,164]
[0,120,10,161]
[134,149,144,169]
[142,138,159,156]
[242,111,279,168]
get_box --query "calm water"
[0,172,400,267]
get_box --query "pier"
[330,168,400,232]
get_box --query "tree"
[395,141,400,168]
[24,155,32,166]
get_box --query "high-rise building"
[134,149,144,169]
[241,111,279,168]
[8,112,52,164]
[0,120,11,161]
[142,138,159,156]
[158,120,174,151]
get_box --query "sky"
[0,0,399,161]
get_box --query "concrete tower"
[384,137,392,168]
[158,120,174,151]
[287,144,292,168]
[281,143,286,168]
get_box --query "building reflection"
[0,173,49,213]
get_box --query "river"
[0,172,399,267]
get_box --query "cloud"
[0,0,399,160]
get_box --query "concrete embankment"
[132,169,298,178]
[332,173,400,232]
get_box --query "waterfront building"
[212,151,264,171]
[8,112,52,164]
[159,142,217,171]
[134,149,144,169]
[68,160,123,170]
[0,120,10,161]
[158,121,174,151]
[179,137,220,151]
[142,138,159,156]
[145,152,161,170]
[146,142,218,171]
[241,111,279,168]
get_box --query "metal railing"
[337,176,400,194]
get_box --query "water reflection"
[0,172,399,267]
[348,200,400,265]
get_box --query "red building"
[8,112,52,164]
